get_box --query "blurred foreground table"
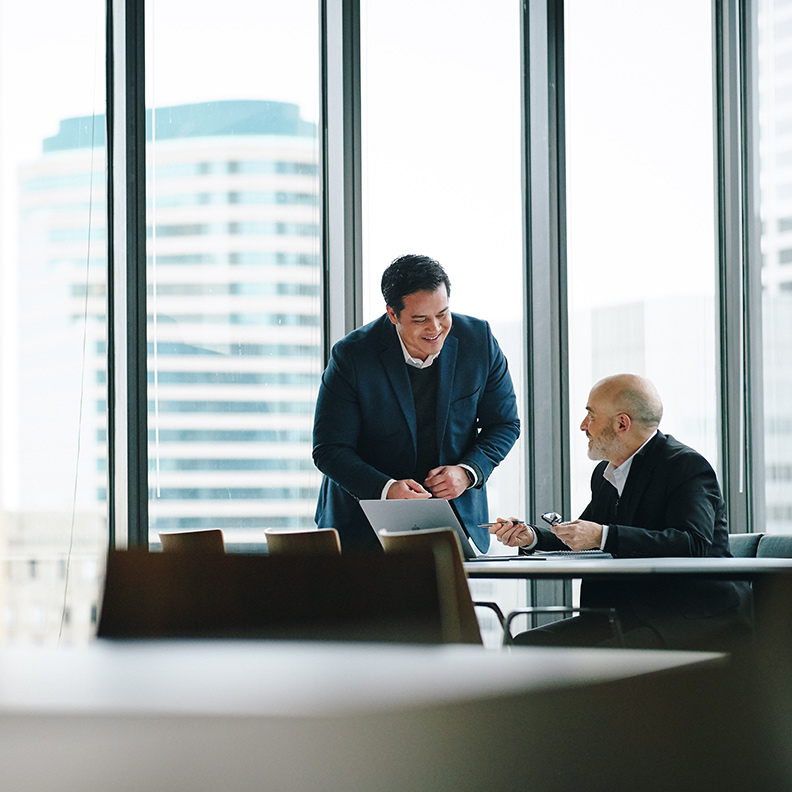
[2,639,785,791]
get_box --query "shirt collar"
[395,330,440,369]
[603,430,658,496]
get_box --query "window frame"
[107,0,763,548]
[714,0,765,535]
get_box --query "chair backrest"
[96,548,448,643]
[379,528,482,644]
[264,528,341,556]
[728,532,763,558]
[757,534,792,558]
[159,529,226,554]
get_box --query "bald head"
[593,374,663,432]
[581,374,663,466]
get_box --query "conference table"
[0,638,769,791]
[464,554,792,580]
[465,554,792,647]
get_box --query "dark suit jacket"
[533,432,752,650]
[312,313,520,551]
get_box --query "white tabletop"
[464,554,792,578]
[0,639,720,716]
[2,640,777,792]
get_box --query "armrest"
[502,606,624,647]
[473,600,506,629]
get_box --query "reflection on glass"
[757,0,792,535]
[145,2,322,549]
[361,0,524,646]
[565,0,719,514]
[0,0,107,642]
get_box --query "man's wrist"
[459,464,476,489]
[517,524,538,553]
[458,462,481,489]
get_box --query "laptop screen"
[358,498,480,559]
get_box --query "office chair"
[728,533,764,558]
[378,527,505,645]
[159,529,226,554]
[502,605,625,647]
[264,527,341,555]
[96,548,450,643]
[756,535,792,559]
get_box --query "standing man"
[313,254,520,551]
[491,373,752,651]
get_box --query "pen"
[478,521,524,528]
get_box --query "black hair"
[380,254,451,315]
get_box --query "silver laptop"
[359,498,491,560]
[359,499,611,561]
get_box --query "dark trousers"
[511,612,665,649]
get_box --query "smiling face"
[386,287,452,361]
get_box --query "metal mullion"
[739,0,765,535]
[321,0,363,359]
[106,0,117,548]
[107,0,148,548]
[714,0,764,535]
[523,0,570,618]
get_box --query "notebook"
[358,498,517,561]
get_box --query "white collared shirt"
[395,330,440,369]
[602,430,658,496]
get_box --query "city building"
[5,100,322,640]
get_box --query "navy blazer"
[312,313,520,551]
[533,432,752,650]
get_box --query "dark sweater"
[407,364,439,482]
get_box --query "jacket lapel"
[616,431,665,522]
[379,319,418,451]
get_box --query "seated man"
[491,373,752,651]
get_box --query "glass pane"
[361,0,525,645]
[757,0,792,535]
[0,0,107,642]
[145,0,322,549]
[565,0,719,515]
[361,0,524,511]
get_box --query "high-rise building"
[5,100,322,641]
[17,100,322,552]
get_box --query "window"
[360,0,525,520]
[564,0,719,515]
[758,0,792,535]
[0,0,107,642]
[145,0,322,549]
[361,0,526,645]
[1,0,780,647]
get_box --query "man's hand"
[386,479,432,499]
[489,518,535,548]
[424,465,469,500]
[552,519,603,551]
